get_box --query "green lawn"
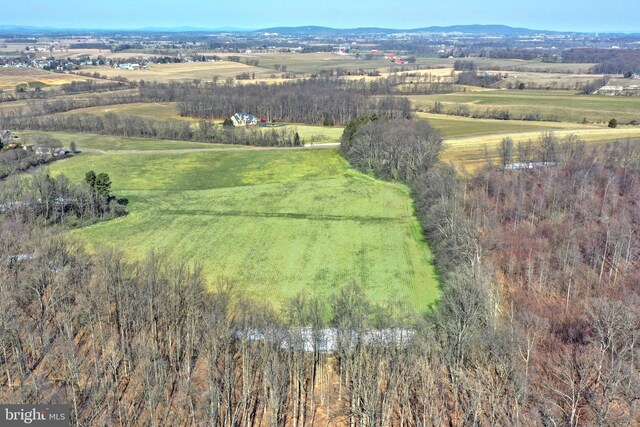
[409,90,640,124]
[48,148,439,311]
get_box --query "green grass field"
[409,89,640,124]
[48,148,439,311]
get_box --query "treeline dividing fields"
[1,78,429,146]
[3,75,454,121]
[0,76,131,103]
[2,113,305,147]
[0,89,141,120]
[563,48,640,74]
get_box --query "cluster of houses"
[383,53,413,65]
[0,130,67,157]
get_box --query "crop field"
[416,112,591,138]
[48,147,438,310]
[65,102,196,122]
[462,58,596,73]
[493,71,613,89]
[87,61,276,82]
[0,67,102,89]
[442,128,640,170]
[237,52,402,74]
[408,89,640,123]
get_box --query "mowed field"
[48,147,439,311]
[409,89,640,124]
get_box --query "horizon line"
[0,23,636,35]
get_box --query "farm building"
[34,145,66,157]
[118,63,141,70]
[231,112,258,126]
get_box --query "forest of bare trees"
[170,79,413,125]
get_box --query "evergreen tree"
[95,173,112,198]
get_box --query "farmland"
[416,112,591,137]
[441,127,640,169]
[0,66,103,89]
[5,43,640,310]
[62,102,346,143]
[48,147,439,310]
[409,89,640,123]
[89,61,276,82]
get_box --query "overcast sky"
[3,0,638,33]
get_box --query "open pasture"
[48,147,439,310]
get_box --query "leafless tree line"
[2,112,304,147]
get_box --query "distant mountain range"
[0,24,631,36]
[256,25,561,35]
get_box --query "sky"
[1,0,638,33]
